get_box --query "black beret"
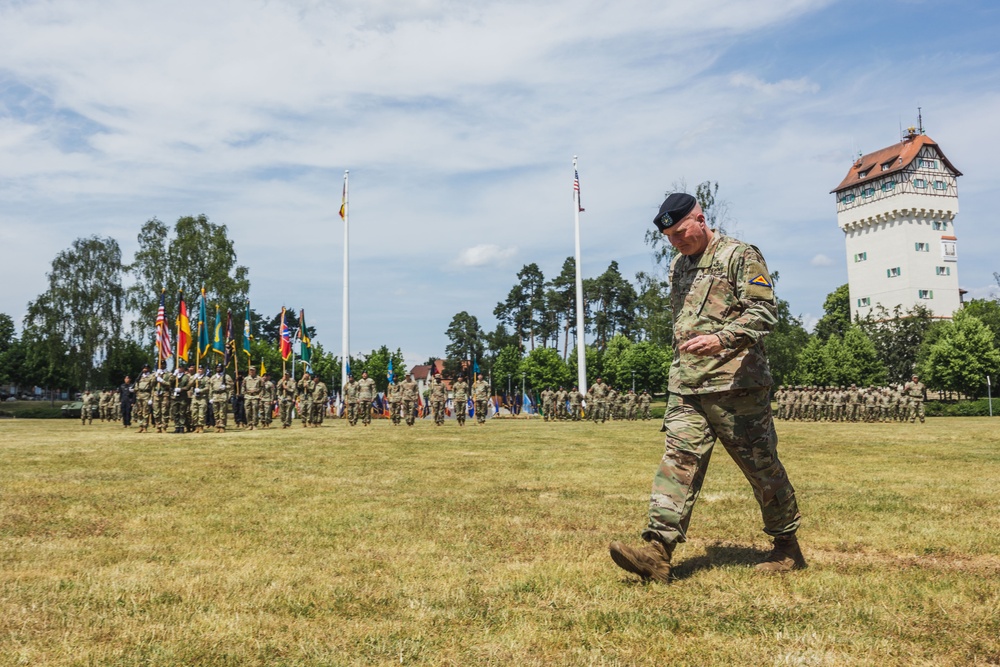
[653,192,697,231]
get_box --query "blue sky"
[1,0,998,369]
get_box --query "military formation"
[774,375,927,424]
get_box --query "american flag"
[155,291,173,361]
[574,169,585,212]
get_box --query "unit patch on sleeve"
[749,274,772,288]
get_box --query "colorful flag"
[574,168,585,212]
[198,289,210,359]
[279,307,292,361]
[387,358,394,385]
[242,301,252,358]
[155,290,173,363]
[223,310,234,368]
[212,306,225,358]
[299,309,311,367]
[176,291,192,363]
[473,358,479,374]
[260,359,266,375]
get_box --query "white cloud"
[810,254,834,267]
[453,244,518,268]
[730,73,821,95]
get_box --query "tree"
[600,334,633,388]
[830,326,887,387]
[585,261,638,350]
[813,284,851,342]
[633,271,672,347]
[858,304,935,383]
[791,336,829,385]
[127,215,250,344]
[547,257,580,359]
[25,236,125,389]
[962,299,1000,348]
[620,340,671,393]
[919,310,1000,398]
[567,344,603,390]
[492,345,523,394]
[764,271,810,387]
[444,311,485,380]
[0,313,14,355]
[521,347,571,393]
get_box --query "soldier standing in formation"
[135,365,155,433]
[904,375,926,423]
[569,386,583,421]
[81,389,95,425]
[588,378,607,423]
[261,373,276,428]
[639,390,652,420]
[472,373,490,425]
[210,363,232,433]
[400,373,419,426]
[344,374,358,425]
[311,373,328,426]
[242,366,263,430]
[387,380,402,425]
[357,371,376,427]
[298,372,315,428]
[429,373,447,425]
[277,371,296,428]
[452,375,469,426]
[189,366,209,433]
[541,387,554,422]
[610,192,804,584]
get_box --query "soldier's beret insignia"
[749,274,772,288]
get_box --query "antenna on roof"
[917,107,924,134]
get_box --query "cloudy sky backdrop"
[2,0,998,367]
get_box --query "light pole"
[631,370,636,392]
[521,372,526,416]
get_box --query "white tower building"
[832,125,962,321]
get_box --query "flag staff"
[341,169,350,393]
[572,156,587,395]
[175,289,183,370]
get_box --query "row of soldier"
[582,378,654,422]
[774,375,927,424]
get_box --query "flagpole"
[573,156,588,395]
[175,289,182,371]
[341,169,350,394]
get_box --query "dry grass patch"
[1,417,998,666]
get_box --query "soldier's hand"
[679,334,724,356]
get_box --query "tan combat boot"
[755,534,807,573]
[609,539,674,583]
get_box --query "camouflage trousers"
[455,398,467,425]
[134,396,151,429]
[642,388,801,547]
[474,399,488,424]
[280,398,294,426]
[403,399,417,426]
[431,400,445,425]
[300,399,313,426]
[212,399,229,430]
[170,398,189,431]
[390,400,401,425]
[909,400,925,423]
[245,396,262,426]
[190,398,208,428]
[153,395,170,428]
[310,400,325,425]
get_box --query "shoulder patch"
[749,274,772,288]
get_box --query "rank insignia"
[749,274,772,288]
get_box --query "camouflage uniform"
[298,375,315,428]
[135,369,155,432]
[388,382,402,425]
[170,369,191,433]
[311,378,328,426]
[153,370,172,431]
[588,379,608,423]
[904,378,926,423]
[261,375,276,428]
[556,388,569,420]
[541,388,554,422]
[81,391,96,425]
[452,378,469,426]
[357,374,376,426]
[429,375,447,425]
[639,390,652,420]
[402,376,420,426]
[243,370,263,429]
[569,387,583,421]
[189,370,209,432]
[210,368,233,432]
[277,373,296,427]
[625,390,638,420]
[344,377,359,425]
[643,233,801,548]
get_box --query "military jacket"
[668,233,777,394]
[590,381,607,400]
[174,372,192,399]
[345,380,359,401]
[210,373,233,401]
[388,383,402,402]
[154,372,172,396]
[277,378,297,400]
[358,378,376,401]
[262,380,276,402]
[452,379,469,401]
[639,391,651,406]
[243,374,263,396]
[401,380,419,401]
[312,380,328,403]
[429,379,446,401]
[136,373,155,399]
[472,380,490,401]
[190,374,209,401]
[904,381,925,400]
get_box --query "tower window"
[935,266,951,276]
[919,158,938,169]
[933,180,947,190]
[854,252,867,262]
[932,221,947,231]
[918,290,934,300]
[858,169,870,179]
[858,297,871,307]
[881,181,896,192]
[887,267,902,278]
[840,194,856,205]
[862,188,875,198]
[913,178,926,188]
[915,242,930,252]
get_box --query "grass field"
[1,417,998,666]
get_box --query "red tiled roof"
[831,133,962,194]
